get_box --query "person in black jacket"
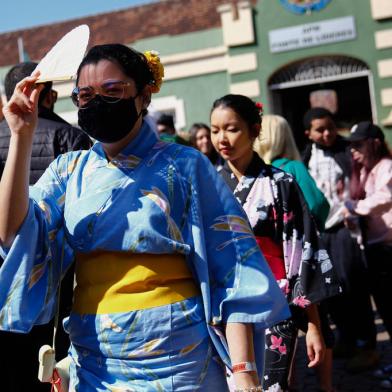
[0,62,91,392]
[0,61,91,184]
[302,107,378,374]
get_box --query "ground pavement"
[291,316,392,391]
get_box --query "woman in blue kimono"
[0,44,289,391]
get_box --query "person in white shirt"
[303,108,378,374]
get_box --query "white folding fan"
[35,24,90,83]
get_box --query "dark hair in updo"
[211,94,262,136]
[76,44,154,93]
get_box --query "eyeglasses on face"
[71,80,133,108]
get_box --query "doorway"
[268,55,375,151]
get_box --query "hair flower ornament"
[255,102,264,114]
[144,50,164,93]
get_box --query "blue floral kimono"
[0,122,289,391]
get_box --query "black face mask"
[78,95,141,143]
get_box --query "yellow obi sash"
[73,251,200,315]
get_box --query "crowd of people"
[0,43,390,392]
[189,101,392,391]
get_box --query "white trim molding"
[161,48,258,81]
[228,53,258,74]
[230,80,260,97]
[218,1,255,47]
[370,0,392,20]
[381,88,392,106]
[382,109,392,126]
[378,59,392,78]
[375,29,392,49]
[162,46,227,65]
[163,52,227,80]
[149,95,186,130]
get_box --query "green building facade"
[141,0,392,145]
[137,0,392,144]
[2,0,392,144]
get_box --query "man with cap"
[302,108,378,374]
[347,120,385,147]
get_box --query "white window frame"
[149,95,186,130]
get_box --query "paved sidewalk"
[292,318,392,391]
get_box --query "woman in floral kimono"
[0,45,289,391]
[210,94,340,392]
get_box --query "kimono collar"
[92,120,159,162]
[222,152,267,180]
[221,152,271,193]
[244,153,267,178]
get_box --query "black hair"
[349,136,391,200]
[76,44,154,94]
[156,113,175,130]
[211,94,262,137]
[4,61,52,104]
[376,139,392,159]
[303,107,334,130]
[189,122,220,165]
[189,123,211,146]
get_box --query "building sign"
[269,16,356,53]
[279,0,332,15]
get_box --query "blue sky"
[1,0,155,34]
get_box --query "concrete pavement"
[291,317,392,391]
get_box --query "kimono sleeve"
[279,175,340,307]
[190,154,290,327]
[0,152,79,333]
